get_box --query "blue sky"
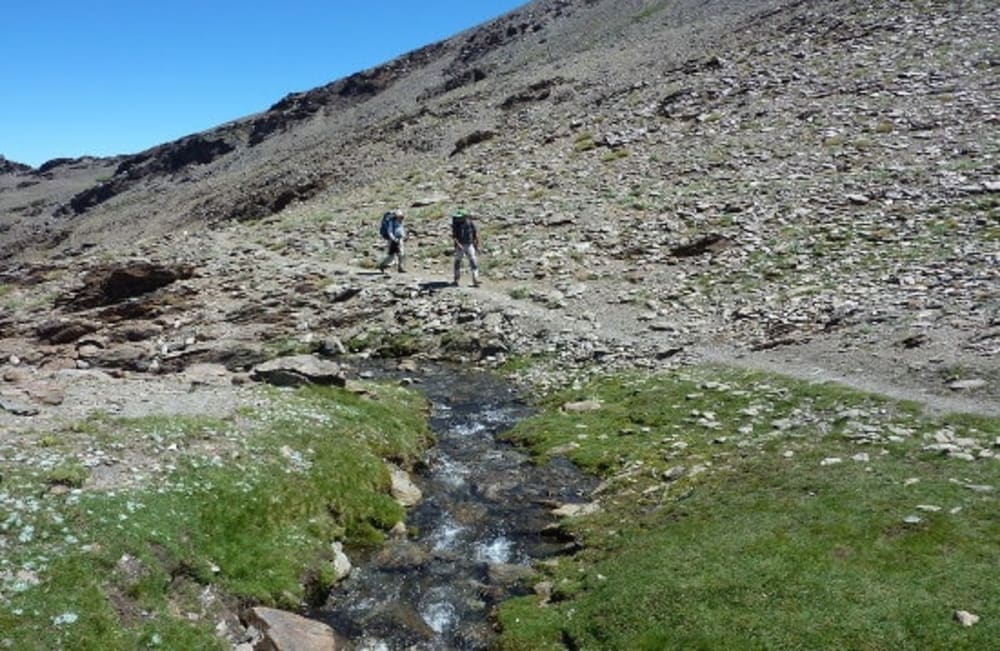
[1,1,527,168]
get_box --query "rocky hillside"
[2,0,996,408]
[0,0,997,647]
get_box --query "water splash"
[475,536,514,564]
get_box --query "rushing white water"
[430,517,465,552]
[430,456,470,487]
[474,535,514,564]
[421,596,459,634]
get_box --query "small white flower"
[17,526,33,543]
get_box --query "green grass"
[496,367,999,650]
[45,463,88,488]
[602,149,629,163]
[573,132,597,152]
[0,383,432,650]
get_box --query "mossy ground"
[496,366,999,650]
[0,382,432,650]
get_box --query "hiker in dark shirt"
[451,209,479,287]
[378,210,406,273]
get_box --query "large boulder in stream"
[245,606,342,651]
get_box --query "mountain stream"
[314,365,595,650]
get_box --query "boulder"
[368,601,436,641]
[59,261,195,310]
[35,318,99,344]
[251,355,346,387]
[487,563,537,587]
[330,542,352,582]
[669,233,732,258]
[389,464,423,507]
[372,539,433,571]
[245,607,340,651]
[89,343,152,371]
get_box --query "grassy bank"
[496,366,998,650]
[0,382,431,650]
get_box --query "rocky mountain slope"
[1,0,998,449]
[0,0,998,647]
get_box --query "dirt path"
[319,254,1000,419]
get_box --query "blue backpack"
[379,212,394,240]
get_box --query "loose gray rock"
[0,398,40,417]
[948,379,987,391]
[251,355,346,387]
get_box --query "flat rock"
[183,363,234,386]
[948,378,987,391]
[551,501,601,518]
[561,399,602,413]
[0,397,40,416]
[24,383,65,406]
[245,607,340,651]
[251,355,346,387]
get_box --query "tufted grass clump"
[0,382,432,651]
[496,366,999,650]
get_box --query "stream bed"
[314,364,596,650]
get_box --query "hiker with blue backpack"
[451,209,480,287]
[378,209,406,273]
